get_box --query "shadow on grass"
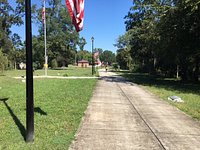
[51,68,73,70]
[0,98,47,141]
[0,98,26,140]
[34,107,47,116]
[111,70,130,74]
[119,72,200,95]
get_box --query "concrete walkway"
[69,70,200,150]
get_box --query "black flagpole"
[25,0,34,142]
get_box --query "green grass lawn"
[0,67,97,149]
[119,72,200,121]
[3,65,95,77]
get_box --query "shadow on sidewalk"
[99,75,128,84]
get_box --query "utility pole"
[25,0,34,143]
[91,37,94,75]
[43,0,48,76]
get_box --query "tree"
[77,50,91,62]
[0,48,8,73]
[123,0,200,81]
[32,36,44,69]
[34,1,80,68]
[114,34,132,70]
[94,48,103,54]
[100,50,115,65]
[0,1,24,52]
[78,37,87,51]
[156,0,200,80]
[0,0,32,70]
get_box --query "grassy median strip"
[120,72,200,121]
[0,69,97,149]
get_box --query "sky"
[80,0,133,53]
[10,0,133,53]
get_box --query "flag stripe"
[94,51,99,58]
[65,0,84,32]
[42,7,46,24]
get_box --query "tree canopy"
[0,0,25,69]
[115,0,200,81]
[0,0,88,70]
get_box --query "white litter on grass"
[168,96,184,103]
[22,79,26,83]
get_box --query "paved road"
[69,70,200,150]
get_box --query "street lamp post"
[25,0,34,143]
[91,37,95,75]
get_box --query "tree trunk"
[194,58,199,82]
[14,61,17,70]
[176,65,179,79]
[153,57,157,69]
[180,62,188,81]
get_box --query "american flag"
[65,0,85,32]
[42,7,46,24]
[93,51,99,58]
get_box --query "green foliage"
[99,50,116,65]
[35,2,80,68]
[77,50,91,62]
[112,63,119,71]
[63,73,68,77]
[32,36,44,68]
[33,61,42,70]
[0,48,8,72]
[116,48,132,70]
[117,0,200,81]
[30,1,88,68]
[0,1,88,71]
[156,0,200,81]
[0,1,28,70]
[78,37,87,51]
[114,34,132,70]
[51,59,58,69]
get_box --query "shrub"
[112,63,119,71]
[0,49,8,73]
[63,73,68,77]
[51,59,58,69]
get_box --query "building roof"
[78,60,89,63]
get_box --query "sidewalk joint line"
[115,80,167,150]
